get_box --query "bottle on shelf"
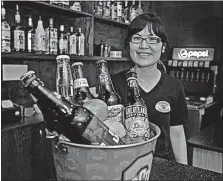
[20,70,125,145]
[100,39,105,57]
[122,0,130,23]
[76,28,84,56]
[70,1,82,11]
[94,0,103,17]
[96,60,124,122]
[1,1,11,53]
[62,0,70,9]
[25,16,35,53]
[123,70,150,141]
[56,55,75,104]
[116,1,122,22]
[102,0,111,19]
[136,0,143,16]
[58,25,68,55]
[45,18,58,55]
[111,0,117,21]
[71,62,94,105]
[12,4,25,52]
[68,27,77,55]
[129,0,137,22]
[35,16,46,54]
[49,0,58,5]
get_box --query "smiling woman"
[112,13,189,164]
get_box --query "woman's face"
[129,24,163,67]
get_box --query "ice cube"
[103,119,126,138]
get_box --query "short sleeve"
[170,83,188,126]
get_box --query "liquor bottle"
[123,70,150,140]
[68,27,77,55]
[102,0,111,18]
[100,39,105,57]
[95,0,103,17]
[56,55,74,103]
[25,16,35,53]
[62,0,70,9]
[70,1,81,11]
[20,70,125,145]
[1,1,11,53]
[12,4,25,52]
[71,62,94,105]
[129,0,137,22]
[136,0,143,16]
[111,0,117,21]
[58,25,68,54]
[122,0,129,23]
[76,28,84,56]
[35,16,46,54]
[45,18,58,55]
[49,0,58,5]
[96,60,124,122]
[116,1,122,22]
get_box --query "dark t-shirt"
[112,69,188,160]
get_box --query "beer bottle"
[56,55,75,104]
[20,71,125,146]
[71,62,94,105]
[96,60,123,122]
[123,70,150,142]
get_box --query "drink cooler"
[48,122,161,181]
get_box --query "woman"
[112,13,188,164]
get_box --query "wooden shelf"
[10,1,129,27]
[16,1,93,18]
[1,53,130,62]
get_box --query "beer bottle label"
[123,105,150,139]
[14,30,25,50]
[99,73,109,84]
[106,104,124,122]
[74,78,89,88]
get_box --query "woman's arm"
[170,125,188,165]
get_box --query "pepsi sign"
[172,47,215,61]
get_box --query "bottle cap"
[56,55,70,60]
[60,25,64,31]
[200,97,206,102]
[96,59,107,64]
[49,18,53,24]
[71,62,84,67]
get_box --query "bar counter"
[187,120,223,173]
[1,114,223,180]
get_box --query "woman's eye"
[133,37,141,40]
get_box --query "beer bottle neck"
[126,78,142,104]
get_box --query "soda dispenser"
[167,47,217,108]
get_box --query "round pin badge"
[155,101,171,113]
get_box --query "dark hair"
[125,12,169,49]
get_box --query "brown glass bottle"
[20,71,125,146]
[123,70,150,141]
[71,62,94,105]
[125,70,145,106]
[96,60,123,122]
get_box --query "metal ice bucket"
[49,122,161,181]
